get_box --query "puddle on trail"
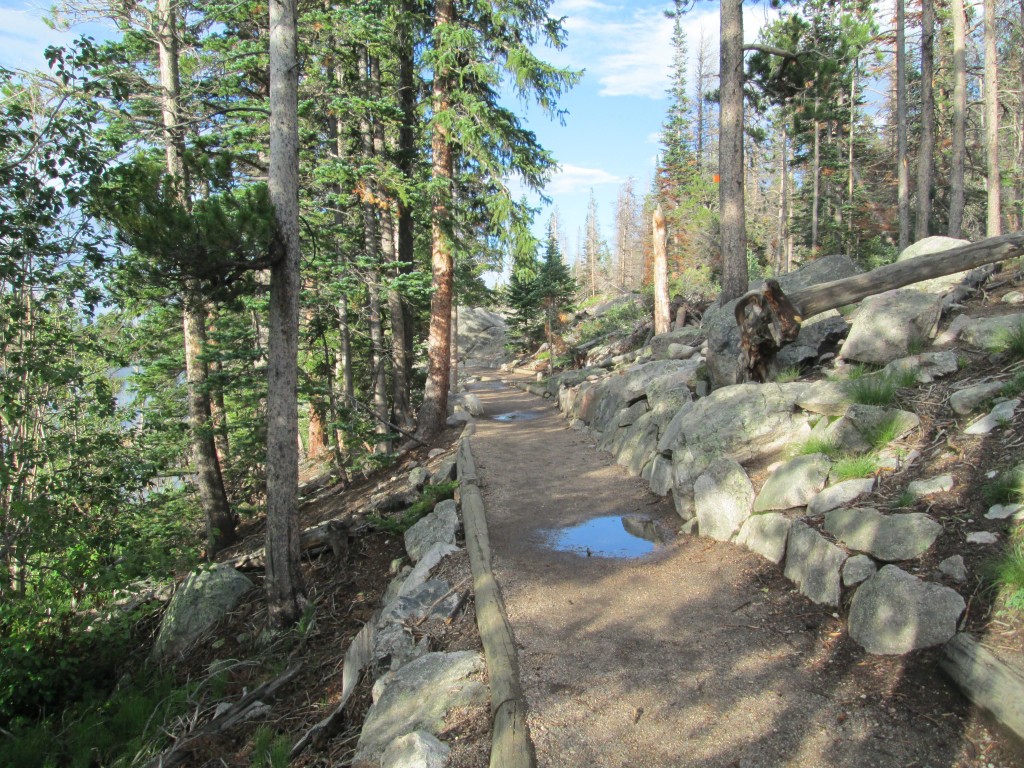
[491,410,542,422]
[543,515,665,558]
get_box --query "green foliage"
[830,454,879,481]
[669,264,720,304]
[0,667,189,768]
[1001,371,1024,398]
[576,301,646,345]
[859,413,908,451]
[984,467,1024,506]
[251,726,293,768]
[890,490,917,509]
[368,481,460,535]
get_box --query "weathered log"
[940,632,1024,743]
[736,233,1024,381]
[458,433,535,768]
[225,517,352,571]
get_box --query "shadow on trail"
[461,371,1000,768]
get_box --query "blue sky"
[0,0,778,272]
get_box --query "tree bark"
[719,0,747,303]
[778,122,790,273]
[653,205,670,335]
[950,0,967,237]
[156,0,235,557]
[417,0,455,440]
[265,0,306,627]
[896,0,910,251]
[985,0,1002,236]
[811,110,821,254]
[916,0,935,240]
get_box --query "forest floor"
[465,369,1024,768]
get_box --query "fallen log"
[735,233,1024,381]
[225,518,353,571]
[940,633,1024,743]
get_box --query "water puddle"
[491,411,542,422]
[543,515,665,558]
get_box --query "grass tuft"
[860,413,908,451]
[988,541,1024,612]
[990,320,1024,359]
[984,467,1024,506]
[796,435,842,459]
[831,454,879,481]
[844,369,917,406]
[772,365,803,383]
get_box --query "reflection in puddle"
[544,515,664,558]
[492,411,542,422]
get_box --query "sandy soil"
[466,372,1022,768]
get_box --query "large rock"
[783,521,847,606]
[376,579,461,670]
[824,404,920,455]
[775,314,851,371]
[881,351,959,385]
[950,380,1005,415]
[957,312,1024,351]
[458,307,508,368]
[404,500,460,563]
[659,383,812,517]
[965,398,1020,435]
[394,541,459,603]
[840,289,943,364]
[152,565,253,660]
[704,254,863,387]
[807,477,876,516]
[693,457,754,540]
[753,453,831,512]
[616,411,662,477]
[650,327,703,359]
[582,360,696,435]
[381,731,451,768]
[796,380,852,416]
[895,236,973,294]
[355,652,488,764]
[849,565,965,654]
[736,512,792,564]
[824,507,942,561]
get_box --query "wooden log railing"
[735,232,1024,382]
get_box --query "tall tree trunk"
[391,0,417,430]
[916,0,935,241]
[156,0,234,557]
[811,110,821,254]
[653,206,670,335]
[778,121,789,273]
[265,0,306,628]
[985,0,1002,236]
[719,0,747,303]
[848,61,857,256]
[950,0,967,237]
[358,47,390,454]
[417,0,455,440]
[896,0,910,251]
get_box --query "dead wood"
[144,663,301,768]
[735,233,1024,381]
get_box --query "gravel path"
[465,372,1020,768]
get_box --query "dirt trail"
[465,371,1019,768]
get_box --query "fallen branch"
[145,663,301,768]
[735,233,1024,381]
[225,518,353,571]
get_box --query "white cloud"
[0,5,112,71]
[553,2,779,100]
[547,164,622,195]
